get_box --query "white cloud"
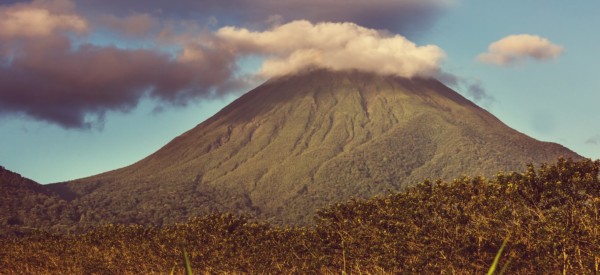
[477,34,563,66]
[217,20,445,78]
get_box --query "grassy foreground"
[1,158,599,273]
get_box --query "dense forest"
[0,166,70,234]
[1,158,599,273]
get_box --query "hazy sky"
[1,0,599,183]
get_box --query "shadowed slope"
[50,69,580,225]
[0,166,69,235]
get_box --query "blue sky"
[1,0,599,183]
[432,1,600,161]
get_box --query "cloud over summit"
[217,21,446,78]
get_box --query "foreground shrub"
[314,158,600,273]
[1,158,598,273]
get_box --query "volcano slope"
[49,69,580,225]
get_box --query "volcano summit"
[49,69,579,225]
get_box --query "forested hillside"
[0,167,72,236]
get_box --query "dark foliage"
[313,157,600,273]
[1,158,599,273]
[0,167,75,237]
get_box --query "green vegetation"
[1,158,599,273]
[487,237,509,275]
[46,70,579,226]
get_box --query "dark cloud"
[76,0,451,35]
[438,73,494,106]
[98,13,159,38]
[466,80,494,105]
[585,135,600,145]
[0,34,238,129]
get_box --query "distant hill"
[46,69,580,226]
[0,166,70,235]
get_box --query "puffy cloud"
[477,34,564,66]
[0,36,238,129]
[217,20,446,78]
[0,1,238,129]
[0,0,87,39]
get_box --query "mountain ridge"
[0,166,68,235]
[47,69,580,225]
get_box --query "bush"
[1,158,598,273]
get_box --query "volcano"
[49,69,580,225]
